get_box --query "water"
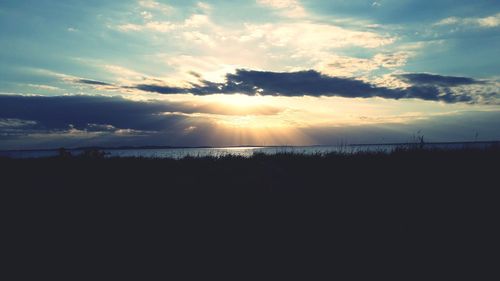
[0,142,496,159]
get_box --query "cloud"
[256,0,307,18]
[138,0,173,15]
[0,118,37,129]
[220,70,382,97]
[0,95,185,133]
[76,79,114,86]
[242,22,394,50]
[132,84,186,94]
[114,13,210,33]
[477,13,500,27]
[302,110,500,145]
[62,67,497,105]
[317,52,412,77]
[115,21,176,32]
[111,3,395,75]
[130,69,497,104]
[397,73,482,87]
[70,78,120,91]
[26,84,61,91]
[435,13,500,28]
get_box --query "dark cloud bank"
[0,94,234,148]
[0,95,188,132]
[396,73,481,87]
[0,94,229,149]
[107,70,496,104]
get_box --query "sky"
[0,0,499,149]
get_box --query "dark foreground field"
[2,146,499,278]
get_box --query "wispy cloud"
[111,1,396,78]
[435,12,500,28]
[26,84,61,91]
[76,79,114,86]
[138,0,173,15]
[256,0,307,18]
[242,21,394,50]
[317,52,412,77]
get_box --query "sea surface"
[1,142,497,159]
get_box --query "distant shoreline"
[1,140,499,153]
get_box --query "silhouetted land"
[2,146,499,277]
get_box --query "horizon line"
[1,140,499,153]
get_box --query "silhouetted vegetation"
[2,145,498,275]
[57,147,72,158]
[81,148,107,158]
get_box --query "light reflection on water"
[0,142,496,159]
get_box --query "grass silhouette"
[2,144,499,276]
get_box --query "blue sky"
[0,0,499,149]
